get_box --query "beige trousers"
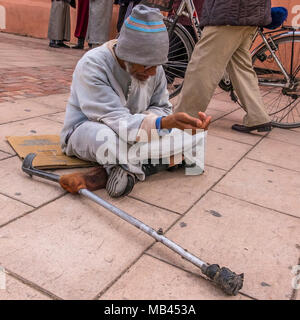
[175,26,270,127]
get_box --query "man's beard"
[124,61,150,98]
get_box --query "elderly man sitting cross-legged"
[60,4,211,198]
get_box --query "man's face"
[125,62,157,82]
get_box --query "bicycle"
[142,0,300,128]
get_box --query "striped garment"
[125,16,167,32]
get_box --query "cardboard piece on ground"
[6,135,94,169]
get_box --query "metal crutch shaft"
[22,153,244,295]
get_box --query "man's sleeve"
[73,59,146,143]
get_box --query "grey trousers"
[63,121,206,181]
[86,0,113,45]
[48,1,71,41]
[176,26,270,127]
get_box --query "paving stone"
[206,134,251,170]
[100,254,249,300]
[147,192,300,300]
[0,117,63,154]
[206,109,228,122]
[0,192,178,300]
[0,194,33,226]
[0,274,50,300]
[0,151,12,160]
[211,90,235,103]
[0,157,66,207]
[130,166,225,214]
[207,98,239,113]
[0,99,63,124]
[223,108,249,122]
[28,94,70,111]
[290,127,300,133]
[247,138,300,172]
[213,158,300,218]
[267,128,300,146]
[209,118,263,146]
[42,112,66,124]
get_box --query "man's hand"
[161,112,211,134]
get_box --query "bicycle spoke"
[252,35,300,127]
[163,18,194,99]
[165,69,186,78]
[268,96,281,116]
[165,62,188,69]
[278,100,300,123]
[261,86,278,98]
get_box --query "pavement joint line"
[92,240,159,300]
[289,127,300,134]
[204,164,228,172]
[0,149,14,156]
[245,156,300,174]
[209,107,245,123]
[211,189,300,221]
[177,133,267,219]
[4,268,62,300]
[0,191,36,209]
[0,192,68,230]
[128,164,226,216]
[92,170,224,299]
[265,133,300,147]
[94,164,229,299]
[0,110,66,126]
[40,116,64,124]
[0,34,84,57]
[207,132,254,146]
[144,252,257,300]
[290,257,300,300]
[0,154,15,162]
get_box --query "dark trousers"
[74,0,89,39]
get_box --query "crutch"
[22,153,244,296]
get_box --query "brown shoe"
[59,166,108,194]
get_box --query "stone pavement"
[0,32,299,301]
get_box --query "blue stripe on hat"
[125,21,167,33]
[129,16,163,26]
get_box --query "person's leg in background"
[116,0,141,33]
[175,26,244,117]
[116,1,129,33]
[226,27,271,132]
[86,0,113,49]
[48,0,71,48]
[73,0,89,49]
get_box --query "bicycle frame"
[173,0,201,40]
[252,28,300,89]
[170,1,299,91]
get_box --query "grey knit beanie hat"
[116,4,169,66]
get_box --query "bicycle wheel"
[163,18,194,99]
[252,35,300,128]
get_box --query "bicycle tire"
[163,18,194,99]
[252,35,300,128]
